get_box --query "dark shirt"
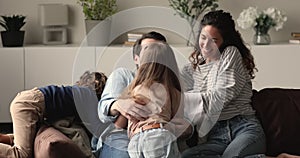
[38,85,96,123]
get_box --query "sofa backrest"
[252,88,300,156]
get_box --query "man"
[94,31,168,158]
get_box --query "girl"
[113,42,184,158]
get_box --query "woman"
[181,10,266,158]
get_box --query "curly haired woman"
[181,10,266,158]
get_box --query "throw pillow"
[34,125,86,158]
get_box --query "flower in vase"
[237,7,287,34]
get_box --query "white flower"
[237,7,259,29]
[264,7,287,31]
[237,6,287,32]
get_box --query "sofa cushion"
[252,88,300,156]
[34,126,86,158]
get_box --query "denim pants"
[99,133,130,158]
[181,115,266,158]
[128,128,181,158]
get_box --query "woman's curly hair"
[191,10,257,79]
[75,71,107,100]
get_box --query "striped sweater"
[181,46,255,135]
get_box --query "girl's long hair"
[129,42,181,104]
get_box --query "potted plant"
[169,0,218,46]
[78,0,117,46]
[0,15,26,47]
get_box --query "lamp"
[39,4,68,45]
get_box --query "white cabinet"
[0,43,299,122]
[24,44,300,91]
[0,48,24,122]
[24,46,95,89]
[0,46,95,122]
[251,44,300,90]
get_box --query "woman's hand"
[164,117,193,139]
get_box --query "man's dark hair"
[132,31,167,58]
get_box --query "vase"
[1,31,25,47]
[84,19,111,46]
[253,31,271,45]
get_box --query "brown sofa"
[32,88,300,157]
[252,88,300,156]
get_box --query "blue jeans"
[99,133,130,158]
[128,128,180,158]
[182,115,266,158]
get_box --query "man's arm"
[98,68,135,123]
[98,68,151,123]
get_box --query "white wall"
[0,0,299,45]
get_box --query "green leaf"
[77,0,117,20]
[169,0,219,22]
